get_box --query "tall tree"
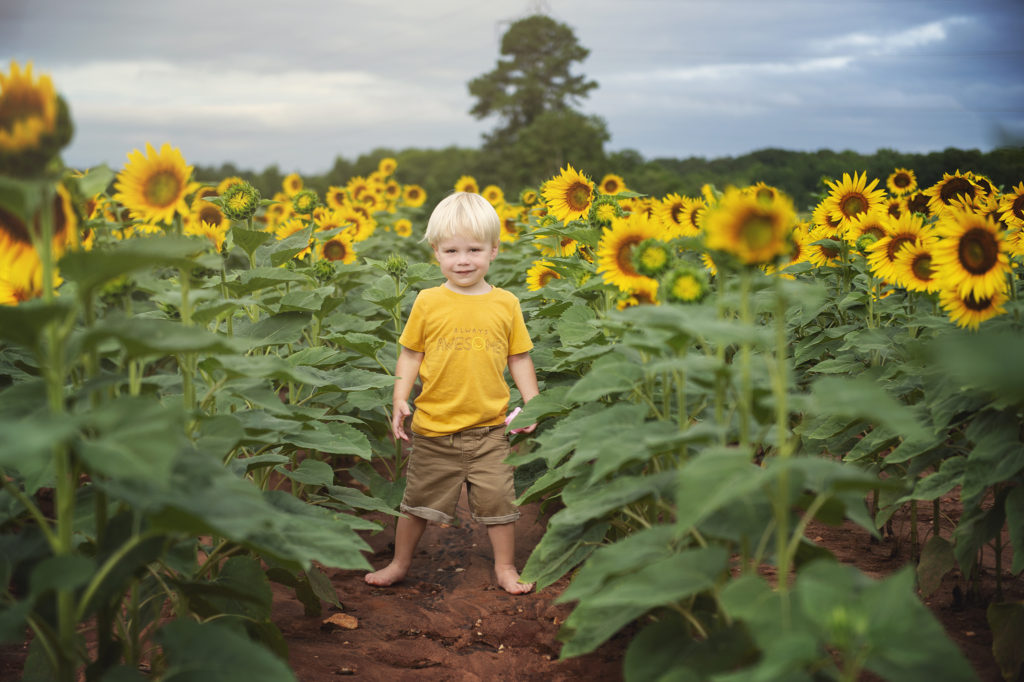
[468,14,606,187]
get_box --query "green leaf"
[30,555,95,596]
[624,616,756,682]
[278,287,330,313]
[519,521,608,591]
[987,601,1024,682]
[961,412,1024,500]
[556,470,676,528]
[279,458,335,487]
[158,619,297,682]
[323,485,402,517]
[675,447,765,532]
[282,422,372,458]
[204,355,327,385]
[233,311,311,348]
[263,226,313,267]
[0,298,74,351]
[304,564,341,610]
[556,303,599,346]
[808,375,929,441]
[230,267,309,295]
[182,556,272,622]
[231,226,273,260]
[558,545,728,658]
[916,536,956,597]
[78,396,185,482]
[332,331,387,358]
[565,353,644,402]
[557,525,677,602]
[58,235,205,296]
[84,317,244,358]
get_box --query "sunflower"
[616,277,660,308]
[593,197,620,226]
[542,165,594,223]
[402,184,427,208]
[275,217,313,259]
[747,181,782,206]
[340,207,375,242]
[886,168,917,196]
[183,217,228,251]
[969,172,996,199]
[1,181,77,255]
[318,232,357,264]
[498,204,521,243]
[805,224,842,268]
[596,212,662,292]
[998,181,1024,229]
[0,239,46,305]
[394,218,413,238]
[282,172,303,197]
[599,173,626,196]
[931,206,1011,300]
[765,222,810,276]
[661,264,708,304]
[0,61,73,175]
[383,180,402,203]
[822,172,886,231]
[526,260,561,291]
[113,143,199,226]
[811,200,844,238]
[325,186,349,211]
[905,191,932,218]
[925,170,978,215]
[346,176,372,202]
[884,197,904,220]
[892,239,940,293]
[216,176,245,195]
[188,195,230,235]
[519,188,539,206]
[378,157,398,176]
[454,175,479,194]
[939,286,1008,331]
[865,211,927,282]
[481,184,505,207]
[534,233,578,258]
[704,187,796,266]
[844,210,887,247]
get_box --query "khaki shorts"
[400,424,520,525]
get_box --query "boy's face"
[433,234,499,294]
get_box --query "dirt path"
[274,489,628,681]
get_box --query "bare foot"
[364,562,408,587]
[495,566,534,595]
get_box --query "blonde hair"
[424,192,501,247]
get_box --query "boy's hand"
[505,406,537,435]
[392,400,413,441]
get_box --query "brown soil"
[1,490,1018,681]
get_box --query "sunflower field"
[2,60,1024,681]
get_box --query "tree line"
[195,13,1023,213]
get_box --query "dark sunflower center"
[616,237,644,275]
[958,227,998,274]
[688,207,704,230]
[408,188,421,199]
[907,193,930,215]
[841,194,867,217]
[0,205,30,244]
[323,240,348,261]
[756,187,774,203]
[911,253,933,281]
[144,171,182,208]
[893,173,911,188]
[886,234,915,261]
[0,89,46,132]
[940,178,975,204]
[199,205,223,224]
[670,203,684,224]
[864,226,886,240]
[604,180,620,194]
[567,182,591,211]
[887,202,902,218]
[539,270,558,287]
[740,215,775,250]
[1012,195,1024,221]
[963,292,992,312]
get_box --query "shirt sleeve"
[507,297,533,355]
[398,291,426,352]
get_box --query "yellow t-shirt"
[399,285,533,436]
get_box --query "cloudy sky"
[3,0,1022,174]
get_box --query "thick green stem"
[738,269,753,448]
[772,275,794,630]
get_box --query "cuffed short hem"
[471,511,521,525]
[400,504,454,525]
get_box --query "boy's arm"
[507,351,539,433]
[393,345,424,441]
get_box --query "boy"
[365,192,539,595]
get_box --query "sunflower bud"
[220,181,261,221]
[662,264,709,304]
[385,253,408,280]
[632,238,674,278]
[291,189,320,216]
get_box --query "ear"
[489,244,499,260]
